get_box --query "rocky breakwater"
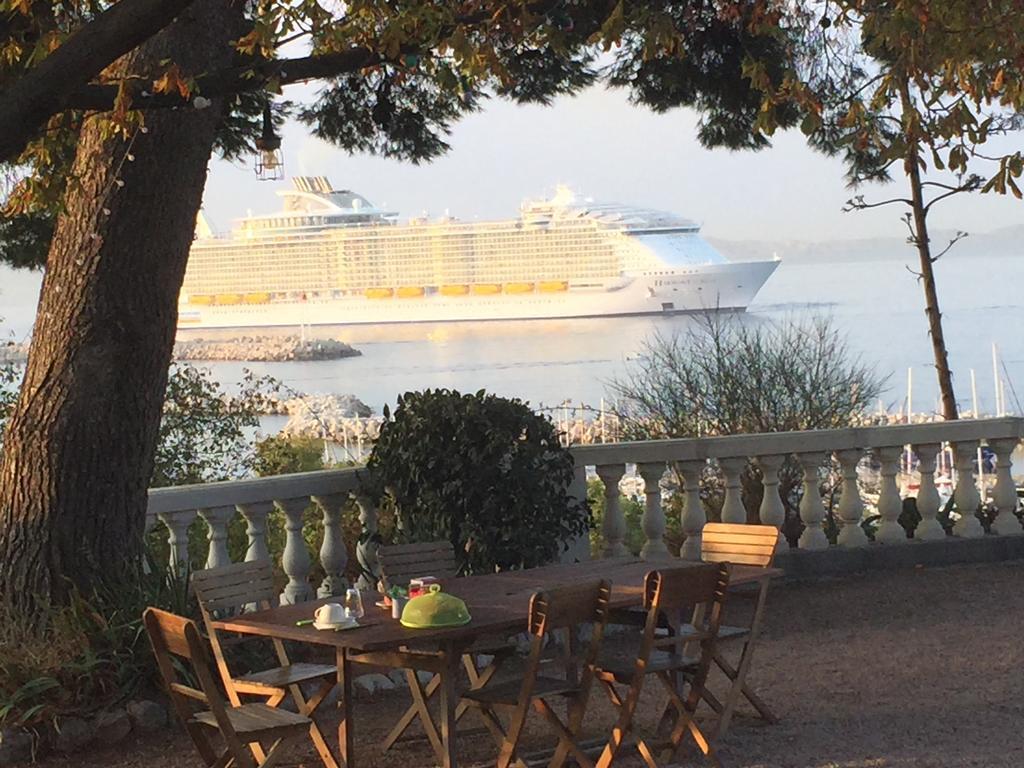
[276,393,380,444]
[173,334,360,362]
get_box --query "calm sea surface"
[181,252,1024,417]
[4,253,1023,416]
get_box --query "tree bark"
[899,78,959,421]
[0,0,241,610]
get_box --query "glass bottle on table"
[344,587,364,620]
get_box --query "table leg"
[438,643,459,768]
[337,647,354,768]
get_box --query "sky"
[200,84,1024,243]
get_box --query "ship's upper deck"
[519,185,701,235]
[199,178,704,241]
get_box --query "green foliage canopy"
[1,0,804,268]
[363,389,591,574]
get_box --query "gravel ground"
[41,560,1024,768]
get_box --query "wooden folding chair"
[461,579,613,768]
[696,522,778,737]
[143,607,311,768]
[378,540,516,760]
[191,560,338,768]
[594,563,730,768]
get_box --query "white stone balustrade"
[145,418,1024,599]
[596,464,628,558]
[355,494,380,590]
[755,455,787,551]
[147,468,369,595]
[677,460,706,561]
[312,494,348,598]
[637,462,670,560]
[572,417,1024,558]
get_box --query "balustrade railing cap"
[570,417,1024,466]
[148,467,361,516]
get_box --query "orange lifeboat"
[441,284,469,296]
[188,295,215,305]
[505,282,534,294]
[472,284,502,295]
[244,292,271,304]
[365,287,394,299]
[397,286,425,298]
[539,281,568,293]
[216,293,243,305]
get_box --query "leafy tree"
[0,0,805,610]
[759,0,1024,419]
[363,389,590,573]
[609,313,885,541]
[152,365,279,487]
[252,435,326,477]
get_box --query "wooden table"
[213,558,781,768]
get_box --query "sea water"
[3,252,1024,417]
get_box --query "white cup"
[315,603,347,625]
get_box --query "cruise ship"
[178,177,779,329]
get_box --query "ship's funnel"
[293,176,334,193]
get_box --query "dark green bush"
[363,389,591,573]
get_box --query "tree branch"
[843,194,912,212]
[931,231,968,262]
[65,47,382,111]
[923,176,983,213]
[0,0,201,162]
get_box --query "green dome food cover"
[400,584,472,629]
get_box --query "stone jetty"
[3,335,361,364]
[173,335,360,362]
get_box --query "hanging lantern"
[254,103,284,181]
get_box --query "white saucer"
[313,617,357,631]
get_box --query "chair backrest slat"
[528,580,612,635]
[634,564,730,678]
[379,540,460,590]
[191,560,277,613]
[144,607,254,765]
[144,608,216,707]
[700,522,777,568]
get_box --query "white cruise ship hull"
[178,260,779,330]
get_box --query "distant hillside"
[711,223,1024,265]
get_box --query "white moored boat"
[178,177,779,329]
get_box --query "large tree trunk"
[0,0,240,610]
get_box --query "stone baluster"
[199,506,236,569]
[719,457,747,524]
[355,494,381,589]
[678,460,706,561]
[952,442,984,538]
[276,497,313,604]
[796,453,829,550]
[834,449,868,547]
[913,443,945,540]
[638,462,669,560]
[159,510,197,574]
[313,494,349,598]
[874,446,905,543]
[238,501,273,562]
[989,438,1021,535]
[596,464,628,558]
[755,455,787,551]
